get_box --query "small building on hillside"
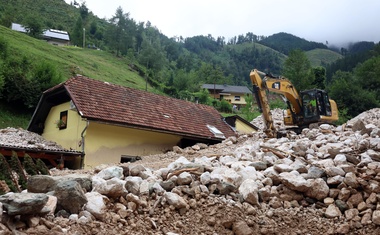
[201,84,252,109]
[42,29,70,46]
[11,23,70,46]
[28,76,236,169]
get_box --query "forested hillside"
[259,32,328,55]
[0,0,379,127]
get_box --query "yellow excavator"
[250,69,339,138]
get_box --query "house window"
[234,96,241,101]
[58,111,68,130]
[207,125,225,139]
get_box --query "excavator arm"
[250,69,277,137]
[250,69,303,137]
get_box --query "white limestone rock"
[163,192,188,209]
[324,204,342,218]
[177,172,193,185]
[125,176,143,195]
[96,166,124,180]
[167,156,192,170]
[305,178,329,201]
[200,172,212,185]
[372,210,380,225]
[273,163,293,173]
[84,192,108,221]
[334,154,347,165]
[279,172,311,193]
[325,167,346,177]
[343,172,359,188]
[92,177,127,198]
[238,179,259,206]
[40,195,57,215]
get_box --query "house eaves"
[224,115,259,131]
[85,118,227,142]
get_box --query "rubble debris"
[0,108,379,234]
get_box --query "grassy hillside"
[306,48,343,67]
[0,25,158,129]
[0,25,153,90]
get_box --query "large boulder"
[27,174,92,193]
[53,180,87,214]
[0,193,48,216]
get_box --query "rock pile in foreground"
[0,108,379,234]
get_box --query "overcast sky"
[66,0,380,46]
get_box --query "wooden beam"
[0,147,80,169]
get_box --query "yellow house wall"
[208,92,249,106]
[235,119,256,134]
[84,122,181,169]
[42,102,182,169]
[222,93,248,106]
[42,102,85,152]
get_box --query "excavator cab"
[300,89,334,125]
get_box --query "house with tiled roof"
[201,84,252,109]
[28,76,236,169]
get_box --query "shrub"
[9,151,27,189]
[270,98,287,109]
[197,89,211,105]
[23,154,38,176]
[219,99,232,113]
[36,159,50,175]
[0,153,18,192]
[1,57,62,110]
[0,36,8,59]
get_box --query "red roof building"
[28,76,236,168]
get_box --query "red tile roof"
[60,76,236,141]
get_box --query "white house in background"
[11,23,70,46]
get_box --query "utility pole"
[83,28,85,48]
[213,77,216,99]
[145,61,149,91]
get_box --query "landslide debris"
[0,108,379,235]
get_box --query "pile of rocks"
[250,108,286,130]
[0,108,379,234]
[0,127,66,151]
